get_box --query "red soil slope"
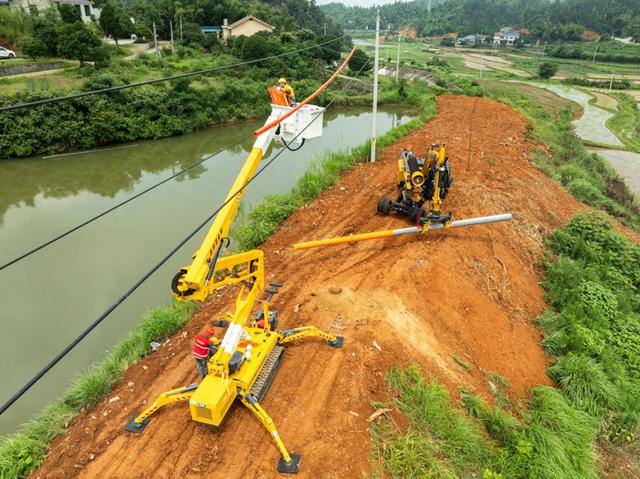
[32,96,590,479]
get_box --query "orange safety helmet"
[203,326,215,337]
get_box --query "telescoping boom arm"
[171,47,356,302]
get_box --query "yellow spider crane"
[124,48,356,474]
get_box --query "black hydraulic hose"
[0,36,345,112]
[204,237,230,287]
[0,58,371,417]
[282,137,306,152]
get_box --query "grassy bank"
[373,366,599,479]
[0,38,350,159]
[482,80,640,232]
[607,92,640,153]
[372,212,640,479]
[538,213,640,443]
[0,301,197,479]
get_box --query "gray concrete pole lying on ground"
[293,213,513,250]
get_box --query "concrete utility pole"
[153,22,158,56]
[609,71,614,91]
[428,0,432,13]
[395,36,400,82]
[371,10,380,163]
[323,22,327,36]
[592,42,599,62]
[170,20,175,54]
[153,23,162,62]
[180,15,183,42]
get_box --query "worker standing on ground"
[192,326,219,378]
[277,77,296,106]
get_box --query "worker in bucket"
[193,326,219,378]
[276,77,296,106]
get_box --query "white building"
[493,27,520,46]
[7,0,100,22]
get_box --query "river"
[537,84,640,196]
[0,105,416,434]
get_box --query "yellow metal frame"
[422,143,452,233]
[429,143,447,216]
[128,105,344,473]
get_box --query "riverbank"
[4,74,638,477]
[482,80,640,232]
[0,39,358,160]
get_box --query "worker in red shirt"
[193,326,219,378]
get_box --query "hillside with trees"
[0,0,342,52]
[322,0,640,42]
[95,0,342,39]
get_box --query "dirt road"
[32,96,589,479]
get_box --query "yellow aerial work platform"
[124,48,356,474]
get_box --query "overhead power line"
[0,58,371,417]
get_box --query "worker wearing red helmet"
[193,326,220,378]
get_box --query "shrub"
[21,37,47,60]
[348,47,372,73]
[538,62,558,79]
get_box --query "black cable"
[0,58,371,416]
[0,132,254,272]
[0,36,345,112]
[283,137,305,151]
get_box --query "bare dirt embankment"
[32,96,591,479]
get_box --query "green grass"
[451,354,471,371]
[537,212,640,444]
[607,92,640,153]
[372,365,599,479]
[0,300,197,479]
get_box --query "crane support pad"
[250,345,285,402]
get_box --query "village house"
[5,0,100,22]
[493,27,520,45]
[201,15,274,40]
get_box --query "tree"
[99,2,131,45]
[22,37,48,59]
[58,4,81,24]
[538,61,558,79]
[315,35,342,64]
[347,48,372,74]
[240,32,282,61]
[29,8,63,57]
[57,21,108,65]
